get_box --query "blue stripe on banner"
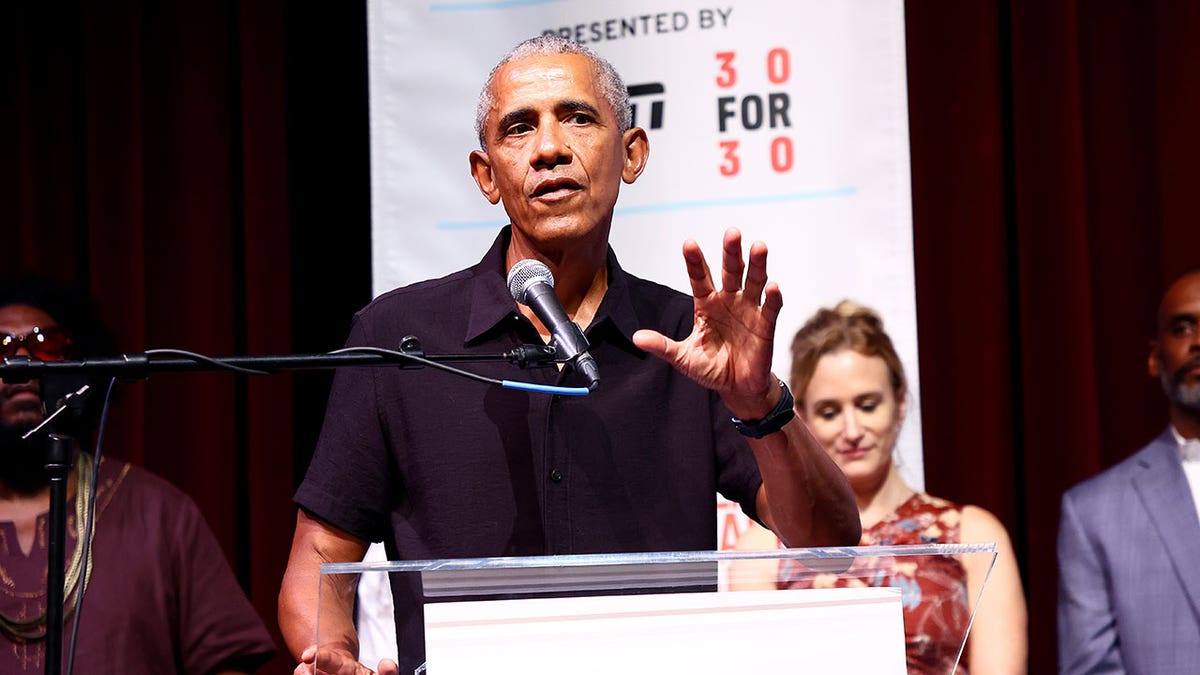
[434,187,858,230]
[430,0,562,12]
[615,187,858,216]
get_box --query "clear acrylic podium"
[317,543,996,675]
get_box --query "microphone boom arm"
[0,336,562,383]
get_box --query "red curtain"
[6,3,370,671]
[909,1,1200,670]
[8,2,1200,673]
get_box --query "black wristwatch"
[731,380,795,439]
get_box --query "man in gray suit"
[1057,269,1200,674]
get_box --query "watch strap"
[731,380,795,439]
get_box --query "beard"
[0,410,52,491]
[1160,362,1200,414]
[0,393,52,487]
[2,398,46,434]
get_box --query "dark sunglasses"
[0,326,72,360]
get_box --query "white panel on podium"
[425,586,905,674]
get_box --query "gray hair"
[474,35,632,150]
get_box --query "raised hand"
[632,227,782,419]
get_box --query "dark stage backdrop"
[6,2,1199,672]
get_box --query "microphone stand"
[0,336,561,675]
[43,434,72,675]
[14,386,90,675]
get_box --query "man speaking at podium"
[279,36,859,675]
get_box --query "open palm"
[633,228,782,418]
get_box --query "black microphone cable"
[66,376,116,675]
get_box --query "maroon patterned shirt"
[0,458,275,673]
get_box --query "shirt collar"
[1169,425,1200,463]
[462,226,641,350]
[463,227,523,346]
[589,248,642,350]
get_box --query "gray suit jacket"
[1057,428,1200,674]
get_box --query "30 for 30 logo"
[714,48,794,177]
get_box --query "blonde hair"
[789,300,907,406]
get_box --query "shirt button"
[549,469,563,482]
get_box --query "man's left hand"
[633,228,782,419]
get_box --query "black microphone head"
[507,259,554,306]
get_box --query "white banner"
[367,0,922,500]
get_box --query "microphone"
[507,259,600,391]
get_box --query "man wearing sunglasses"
[0,325,72,435]
[0,277,277,674]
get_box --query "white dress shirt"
[1170,425,1200,524]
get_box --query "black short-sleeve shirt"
[295,227,762,671]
